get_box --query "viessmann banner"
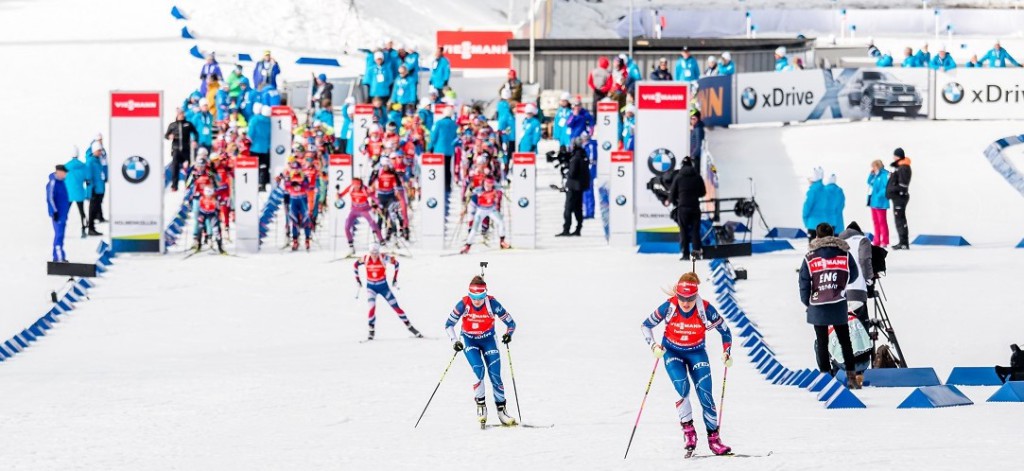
[735,68,930,124]
[633,82,689,234]
[935,68,1024,120]
[436,30,513,69]
[109,91,164,253]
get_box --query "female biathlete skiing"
[445,275,517,427]
[354,243,422,341]
[641,272,733,457]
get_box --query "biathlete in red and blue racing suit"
[445,276,518,426]
[353,244,421,341]
[642,273,733,456]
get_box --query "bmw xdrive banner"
[935,68,1024,120]
[633,82,689,238]
[109,91,164,252]
[736,69,930,124]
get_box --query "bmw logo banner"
[269,106,294,180]
[935,68,1024,120]
[108,91,164,253]
[633,82,689,236]
[234,155,261,253]
[595,100,621,180]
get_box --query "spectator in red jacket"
[587,56,612,115]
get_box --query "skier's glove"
[723,351,733,368]
[650,342,666,358]
[392,278,399,289]
[453,340,465,352]
[501,333,512,344]
[52,212,60,222]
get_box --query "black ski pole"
[505,343,523,424]
[414,351,460,428]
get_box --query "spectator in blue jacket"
[382,39,400,77]
[929,45,956,71]
[674,47,701,82]
[867,159,891,247]
[980,40,1021,67]
[367,51,394,100]
[390,65,418,108]
[518,103,541,153]
[914,44,931,65]
[965,54,982,68]
[876,51,894,67]
[253,50,281,90]
[258,84,281,107]
[823,174,846,233]
[719,52,736,75]
[430,47,451,95]
[47,165,71,262]
[565,96,594,142]
[417,97,433,134]
[901,47,922,67]
[774,46,792,71]
[621,104,636,151]
[248,104,271,186]
[552,92,572,150]
[802,167,829,241]
[191,101,214,151]
[85,139,107,235]
[214,81,232,120]
[64,147,88,238]
[428,106,457,192]
[579,131,598,219]
[496,89,515,156]
[238,77,256,119]
[339,97,355,153]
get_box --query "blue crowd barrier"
[898,385,973,409]
[752,239,795,253]
[824,387,867,409]
[863,367,941,387]
[987,381,1024,402]
[946,367,1002,386]
[912,234,970,246]
[765,227,807,239]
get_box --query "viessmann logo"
[639,92,686,104]
[442,40,508,60]
[113,99,158,112]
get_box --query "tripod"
[869,279,908,368]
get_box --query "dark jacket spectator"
[499,69,523,102]
[669,163,705,211]
[996,344,1024,383]
[799,232,861,326]
[690,111,705,169]
[566,145,591,192]
[885,147,912,249]
[650,59,673,81]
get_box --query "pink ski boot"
[707,430,732,456]
[681,421,697,453]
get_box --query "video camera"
[544,149,571,177]
[645,169,678,206]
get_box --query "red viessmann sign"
[437,30,513,70]
[636,85,688,110]
[110,92,160,118]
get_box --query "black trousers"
[170,148,190,190]
[563,189,583,233]
[676,209,702,256]
[74,201,86,229]
[814,324,855,373]
[891,194,910,246]
[253,152,270,187]
[444,154,453,194]
[88,192,105,230]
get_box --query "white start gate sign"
[269,106,293,178]
[234,155,260,253]
[328,154,353,253]
[109,91,163,253]
[419,153,446,250]
[595,100,620,180]
[609,151,636,247]
[509,153,536,249]
[634,82,689,237]
[353,104,374,179]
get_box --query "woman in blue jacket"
[367,51,394,100]
[823,174,845,233]
[85,140,107,235]
[430,47,451,95]
[428,107,457,192]
[390,65,418,108]
[64,147,89,237]
[867,159,891,247]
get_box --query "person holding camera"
[995,344,1024,383]
[556,138,591,237]
[799,223,860,388]
[838,221,873,325]
[886,148,912,250]
[668,157,706,260]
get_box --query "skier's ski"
[484,423,555,429]
[685,451,772,459]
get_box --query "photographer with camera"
[556,137,591,237]
[668,156,706,261]
[838,221,873,326]
[995,344,1024,383]
[799,223,861,389]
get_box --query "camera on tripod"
[544,149,571,176]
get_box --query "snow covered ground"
[1,1,1023,470]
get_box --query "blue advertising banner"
[696,75,734,127]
